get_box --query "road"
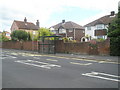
[1,49,120,88]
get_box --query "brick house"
[50,20,85,41]
[11,17,40,35]
[82,11,116,42]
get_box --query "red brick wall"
[64,42,89,54]
[55,40,110,55]
[2,41,21,49]
[2,41,38,51]
[1,40,110,55]
[55,40,65,53]
[55,41,90,54]
[97,39,110,55]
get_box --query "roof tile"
[14,20,39,30]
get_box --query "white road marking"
[92,72,120,78]
[15,60,61,69]
[46,59,58,62]
[70,62,92,66]
[2,55,17,59]
[82,71,120,82]
[33,57,41,60]
[15,61,51,69]
[11,53,18,55]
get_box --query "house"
[50,20,85,41]
[11,17,39,35]
[0,31,11,40]
[3,31,11,40]
[83,11,116,42]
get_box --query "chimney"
[24,17,27,22]
[110,11,115,16]
[36,20,39,27]
[62,20,65,23]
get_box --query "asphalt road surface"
[1,49,120,88]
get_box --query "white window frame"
[6,33,10,36]
[59,28,66,34]
[87,26,91,30]
[68,29,73,32]
[96,24,104,30]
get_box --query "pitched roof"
[84,15,116,27]
[14,20,39,30]
[51,21,84,29]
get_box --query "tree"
[11,30,28,41]
[38,27,53,40]
[108,7,120,56]
[38,27,53,37]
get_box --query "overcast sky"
[0,0,119,32]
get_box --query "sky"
[0,0,119,32]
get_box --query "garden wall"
[55,39,110,55]
[1,39,110,55]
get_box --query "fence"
[1,39,110,55]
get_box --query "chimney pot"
[24,17,27,22]
[36,20,39,27]
[62,20,65,23]
[110,11,115,16]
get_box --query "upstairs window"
[87,27,91,30]
[68,29,73,32]
[59,28,66,33]
[96,24,104,30]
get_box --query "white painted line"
[16,61,51,69]
[82,72,120,82]
[46,59,58,62]
[15,60,61,69]
[2,55,17,59]
[34,57,40,59]
[11,53,18,55]
[70,62,92,66]
[92,72,120,78]
[82,73,120,82]
[10,56,17,58]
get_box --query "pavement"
[2,48,119,62]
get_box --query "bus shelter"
[38,35,61,54]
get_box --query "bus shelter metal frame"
[38,35,61,54]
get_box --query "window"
[97,36,104,39]
[59,28,66,33]
[6,33,10,36]
[87,27,91,30]
[68,29,73,32]
[69,37,73,40]
[96,24,104,30]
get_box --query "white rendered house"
[82,11,116,42]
